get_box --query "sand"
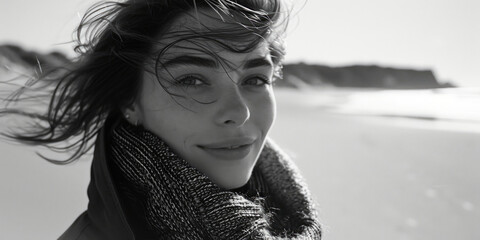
[1,88,479,239]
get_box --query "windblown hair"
[0,0,288,163]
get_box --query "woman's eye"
[175,75,205,87]
[243,76,271,86]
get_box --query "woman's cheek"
[250,89,276,132]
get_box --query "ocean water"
[275,87,480,133]
[1,87,479,240]
[272,88,480,240]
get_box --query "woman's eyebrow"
[162,55,218,68]
[161,55,273,70]
[243,57,273,69]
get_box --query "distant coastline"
[1,44,457,90]
[281,62,456,89]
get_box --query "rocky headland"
[0,44,455,89]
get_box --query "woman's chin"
[212,171,252,190]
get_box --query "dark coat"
[59,118,322,239]
[58,123,136,240]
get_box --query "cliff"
[281,63,455,89]
[0,44,455,89]
[0,44,69,71]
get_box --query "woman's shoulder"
[58,211,106,240]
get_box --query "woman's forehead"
[147,8,271,67]
[153,7,265,49]
[168,8,247,32]
[157,40,272,71]
[154,38,271,62]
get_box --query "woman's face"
[129,9,276,189]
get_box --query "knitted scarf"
[109,120,322,239]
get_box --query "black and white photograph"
[1,0,479,239]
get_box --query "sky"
[1,0,479,87]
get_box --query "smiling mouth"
[202,144,250,150]
[198,142,255,160]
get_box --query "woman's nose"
[214,87,250,127]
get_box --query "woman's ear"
[122,102,142,127]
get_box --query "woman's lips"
[198,139,255,160]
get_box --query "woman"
[2,0,322,239]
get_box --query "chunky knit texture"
[109,120,322,239]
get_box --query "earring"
[125,114,130,119]
[135,119,139,127]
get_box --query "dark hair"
[1,0,288,164]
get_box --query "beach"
[1,88,479,239]
[272,88,480,240]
